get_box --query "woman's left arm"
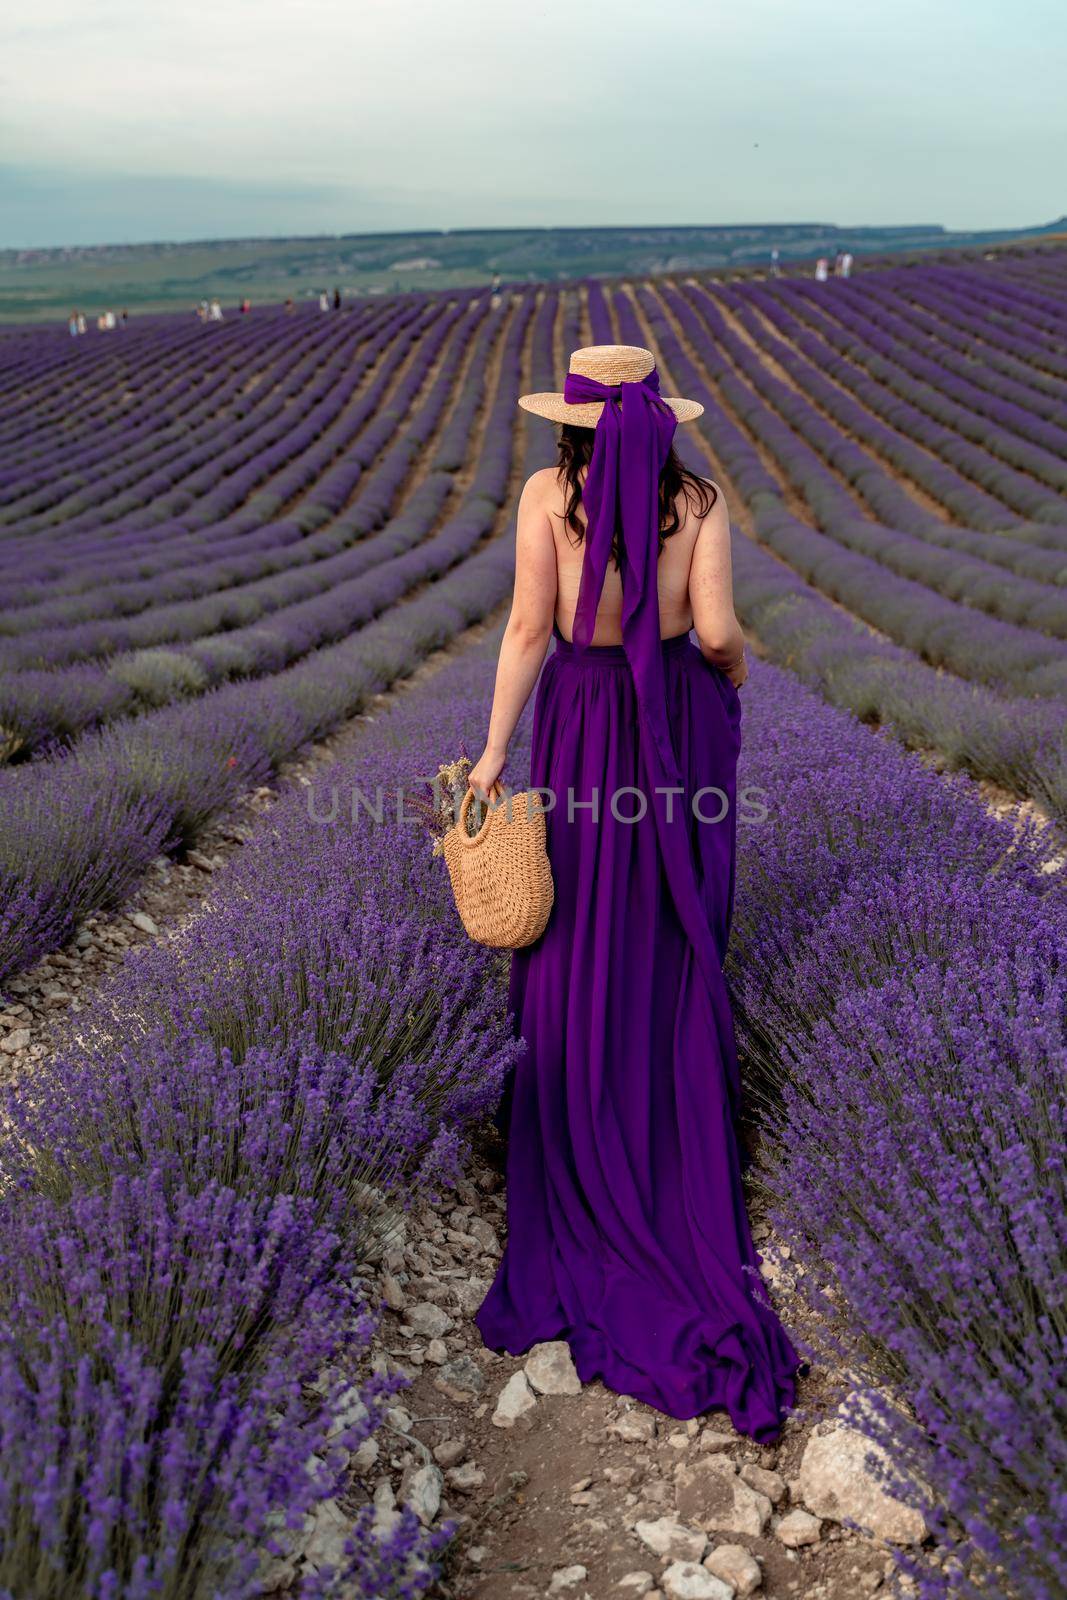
[468,470,557,800]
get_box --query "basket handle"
[458,780,504,845]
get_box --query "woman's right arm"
[688,485,748,687]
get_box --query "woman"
[469,345,800,1441]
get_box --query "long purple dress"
[474,369,800,1441]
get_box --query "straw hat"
[517,344,704,429]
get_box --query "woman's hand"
[467,746,507,802]
[725,650,748,690]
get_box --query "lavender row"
[2,299,481,604]
[0,640,532,1597]
[684,280,1035,537]
[726,282,1067,577]
[646,285,1067,698]
[729,661,1065,1600]
[851,270,1067,416]
[3,298,428,552]
[0,304,389,533]
[760,278,1067,515]
[678,286,1067,632]
[630,283,1067,822]
[0,307,381,545]
[0,292,543,983]
[10,625,1058,1595]
[14,624,1056,1598]
[0,315,519,750]
[0,297,480,649]
[0,309,256,466]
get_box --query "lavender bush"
[729,666,1066,1600]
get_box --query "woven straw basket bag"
[442,782,554,949]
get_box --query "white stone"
[424,1338,448,1364]
[703,1543,763,1596]
[548,1566,588,1593]
[524,1339,582,1395]
[435,1353,485,1395]
[0,1030,30,1054]
[740,1463,786,1504]
[381,1272,407,1310]
[405,1301,454,1338]
[372,1480,400,1537]
[698,1431,736,1453]
[776,1508,823,1548]
[797,1424,927,1544]
[452,1274,491,1314]
[350,1437,379,1474]
[660,1561,733,1600]
[302,1497,349,1570]
[402,1463,442,1526]
[609,1412,658,1443]
[492,1369,537,1427]
[469,1216,499,1252]
[617,1576,655,1596]
[634,1516,708,1562]
[447,1461,485,1492]
[326,1383,369,1438]
[675,1457,772,1537]
[128,910,160,935]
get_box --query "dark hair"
[554,423,717,564]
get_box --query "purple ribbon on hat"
[561,366,734,1054]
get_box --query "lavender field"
[0,253,1064,1599]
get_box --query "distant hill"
[2,217,1064,322]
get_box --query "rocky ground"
[11,973,933,1600]
[293,1121,930,1600]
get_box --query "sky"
[2,0,1065,249]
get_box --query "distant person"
[241,297,251,314]
[815,257,829,282]
[68,311,79,337]
[319,290,330,312]
[209,298,223,321]
[76,312,87,335]
[770,247,780,278]
[120,307,129,325]
[332,286,342,310]
[104,309,116,330]
[840,250,854,279]
[197,300,209,322]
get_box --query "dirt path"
[358,1144,912,1600]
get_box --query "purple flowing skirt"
[474,627,800,1441]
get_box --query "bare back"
[545,467,705,645]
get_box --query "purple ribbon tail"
[562,371,740,1111]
